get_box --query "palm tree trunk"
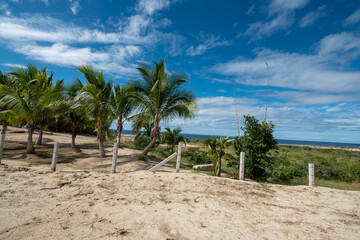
[98,138,105,157]
[27,126,35,154]
[142,136,157,156]
[36,125,44,145]
[71,130,76,148]
[117,117,123,148]
[1,122,7,134]
[142,116,159,155]
[217,156,222,177]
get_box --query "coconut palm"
[134,122,153,139]
[75,65,112,157]
[162,127,189,152]
[130,60,196,155]
[34,73,66,145]
[64,78,89,148]
[0,64,64,153]
[0,71,20,134]
[204,135,233,176]
[110,85,135,148]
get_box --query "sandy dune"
[0,128,360,239]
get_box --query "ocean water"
[121,130,360,148]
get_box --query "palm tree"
[162,127,189,152]
[34,73,66,145]
[75,65,112,157]
[0,64,63,153]
[134,122,153,139]
[204,135,233,176]
[65,78,88,148]
[110,85,135,148]
[130,60,196,155]
[216,136,233,176]
[0,71,20,134]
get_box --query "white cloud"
[317,32,360,61]
[299,6,326,28]
[69,0,81,15]
[240,0,309,39]
[186,34,232,56]
[12,43,139,75]
[272,91,360,106]
[345,8,360,25]
[138,0,170,16]
[269,0,309,15]
[41,0,49,5]
[0,0,183,75]
[217,89,226,93]
[0,2,11,15]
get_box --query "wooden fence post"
[0,134,5,165]
[51,142,59,171]
[308,163,315,186]
[239,152,245,180]
[149,152,178,172]
[111,143,118,173]
[176,142,182,173]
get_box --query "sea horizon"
[120,129,360,148]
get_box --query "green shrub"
[183,147,210,165]
[233,115,277,180]
[267,155,296,183]
[134,136,152,150]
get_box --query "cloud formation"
[240,0,309,39]
[186,34,232,56]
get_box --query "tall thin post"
[51,142,59,171]
[264,62,270,122]
[176,142,182,173]
[239,152,245,180]
[0,134,5,164]
[111,143,118,173]
[308,163,315,186]
[232,80,241,138]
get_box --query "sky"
[0,0,360,143]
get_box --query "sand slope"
[0,128,360,239]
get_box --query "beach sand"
[1,127,359,239]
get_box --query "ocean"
[121,130,360,148]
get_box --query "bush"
[183,147,210,165]
[234,115,277,180]
[134,136,152,150]
[267,155,296,183]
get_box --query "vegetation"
[233,115,277,180]
[0,61,359,191]
[130,60,196,155]
[204,135,233,176]
[0,64,64,153]
[162,127,189,152]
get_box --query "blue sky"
[0,0,360,143]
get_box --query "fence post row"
[176,142,182,173]
[111,143,118,173]
[308,163,315,186]
[239,152,245,180]
[51,142,59,171]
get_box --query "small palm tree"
[0,64,63,153]
[130,60,196,155]
[204,136,233,176]
[0,71,20,134]
[75,66,112,157]
[162,127,189,152]
[110,85,135,148]
[64,78,89,148]
[134,122,153,139]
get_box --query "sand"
[1,127,360,239]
